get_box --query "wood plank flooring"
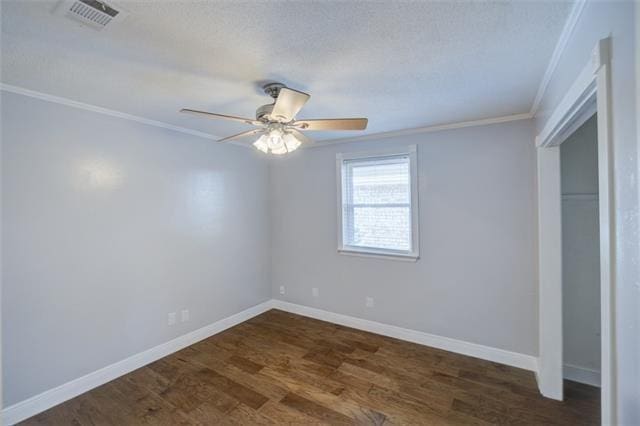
[22,309,599,425]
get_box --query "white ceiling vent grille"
[54,0,128,31]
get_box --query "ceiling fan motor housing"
[255,103,274,121]
[256,82,286,122]
[181,81,367,145]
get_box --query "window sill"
[337,248,419,262]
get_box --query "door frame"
[535,38,615,425]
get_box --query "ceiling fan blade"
[270,88,310,122]
[293,118,368,131]
[288,128,313,145]
[180,109,263,126]
[217,128,265,143]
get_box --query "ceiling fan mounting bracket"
[263,82,286,99]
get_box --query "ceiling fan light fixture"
[252,126,303,155]
[271,145,288,155]
[267,129,287,155]
[283,132,301,152]
[181,82,368,153]
[252,135,269,153]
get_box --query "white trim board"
[535,58,598,148]
[271,300,538,372]
[0,300,274,426]
[564,364,601,388]
[336,145,420,261]
[535,38,616,423]
[3,299,541,425]
[1,83,532,149]
[529,0,587,115]
[0,83,223,142]
[314,112,532,147]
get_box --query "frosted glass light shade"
[252,135,269,153]
[253,129,303,155]
[283,133,301,152]
[271,143,288,155]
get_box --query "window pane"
[345,206,411,251]
[342,154,412,253]
[351,161,409,204]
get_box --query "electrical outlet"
[365,297,374,308]
[168,312,176,326]
[312,287,319,297]
[181,309,189,322]
[279,285,285,295]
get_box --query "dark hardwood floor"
[22,309,599,425]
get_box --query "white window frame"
[336,145,419,261]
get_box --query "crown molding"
[309,112,533,147]
[2,83,533,149]
[0,83,223,142]
[529,0,587,116]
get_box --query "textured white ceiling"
[1,1,572,141]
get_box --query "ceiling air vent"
[54,0,128,30]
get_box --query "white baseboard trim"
[1,300,274,426]
[3,299,541,425]
[564,364,601,387]
[271,300,538,373]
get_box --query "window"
[337,146,419,260]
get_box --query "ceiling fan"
[180,82,368,154]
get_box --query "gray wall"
[534,1,638,422]
[560,114,600,380]
[270,120,538,356]
[1,92,271,406]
